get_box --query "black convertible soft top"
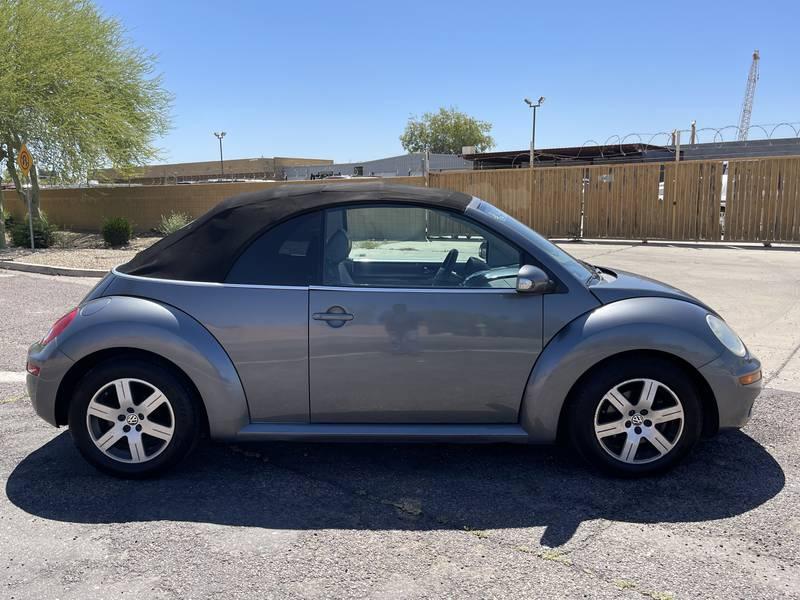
[118,182,472,282]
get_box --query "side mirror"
[516,265,553,294]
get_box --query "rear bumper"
[26,341,74,427]
[699,352,762,430]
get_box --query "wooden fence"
[725,157,800,243]
[5,157,800,243]
[581,161,724,241]
[429,168,586,238]
[432,156,800,243]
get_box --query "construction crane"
[737,50,760,141]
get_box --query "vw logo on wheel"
[126,413,140,426]
[630,414,644,425]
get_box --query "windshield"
[474,200,595,282]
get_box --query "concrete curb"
[0,260,107,278]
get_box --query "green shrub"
[156,212,192,236]
[102,216,133,247]
[11,214,56,248]
[2,210,15,229]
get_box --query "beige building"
[94,156,333,185]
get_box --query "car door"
[215,210,323,422]
[308,203,544,424]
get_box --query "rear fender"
[56,295,249,439]
[520,297,722,442]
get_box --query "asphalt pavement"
[1,244,799,599]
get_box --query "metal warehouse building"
[463,138,800,169]
[94,156,333,185]
[284,152,471,180]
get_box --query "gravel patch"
[0,233,159,271]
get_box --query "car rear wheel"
[68,358,200,478]
[567,357,703,477]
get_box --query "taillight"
[41,308,79,346]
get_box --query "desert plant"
[0,0,171,218]
[11,214,56,248]
[156,212,192,236]
[2,210,15,229]
[51,231,75,249]
[102,216,133,247]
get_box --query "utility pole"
[214,131,226,178]
[0,144,7,249]
[524,97,545,169]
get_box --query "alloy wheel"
[593,378,685,465]
[85,378,175,463]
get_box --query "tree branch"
[4,145,26,206]
[0,174,6,250]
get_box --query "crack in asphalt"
[226,444,651,597]
[0,393,26,404]
[224,439,795,598]
[569,519,616,552]
[766,338,800,387]
[574,243,639,262]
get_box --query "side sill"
[235,423,531,443]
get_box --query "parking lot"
[1,242,799,599]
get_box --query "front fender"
[56,295,250,439]
[520,297,722,442]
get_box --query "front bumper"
[26,341,74,427]
[699,352,762,430]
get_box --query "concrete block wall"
[3,177,426,232]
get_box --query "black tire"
[566,356,703,477]
[68,358,201,478]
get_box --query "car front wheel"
[68,358,200,478]
[567,357,703,477]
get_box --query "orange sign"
[17,144,33,177]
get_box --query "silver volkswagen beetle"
[26,183,762,478]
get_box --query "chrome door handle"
[312,312,354,321]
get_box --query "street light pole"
[213,131,226,178]
[524,97,545,169]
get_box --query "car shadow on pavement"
[6,429,784,547]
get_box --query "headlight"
[706,315,746,357]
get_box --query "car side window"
[322,204,523,288]
[226,211,322,286]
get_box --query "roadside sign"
[16,143,35,250]
[17,144,33,177]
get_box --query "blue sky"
[96,0,799,164]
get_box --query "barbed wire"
[581,121,800,150]
[555,121,800,162]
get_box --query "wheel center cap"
[631,414,644,426]
[126,414,140,426]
